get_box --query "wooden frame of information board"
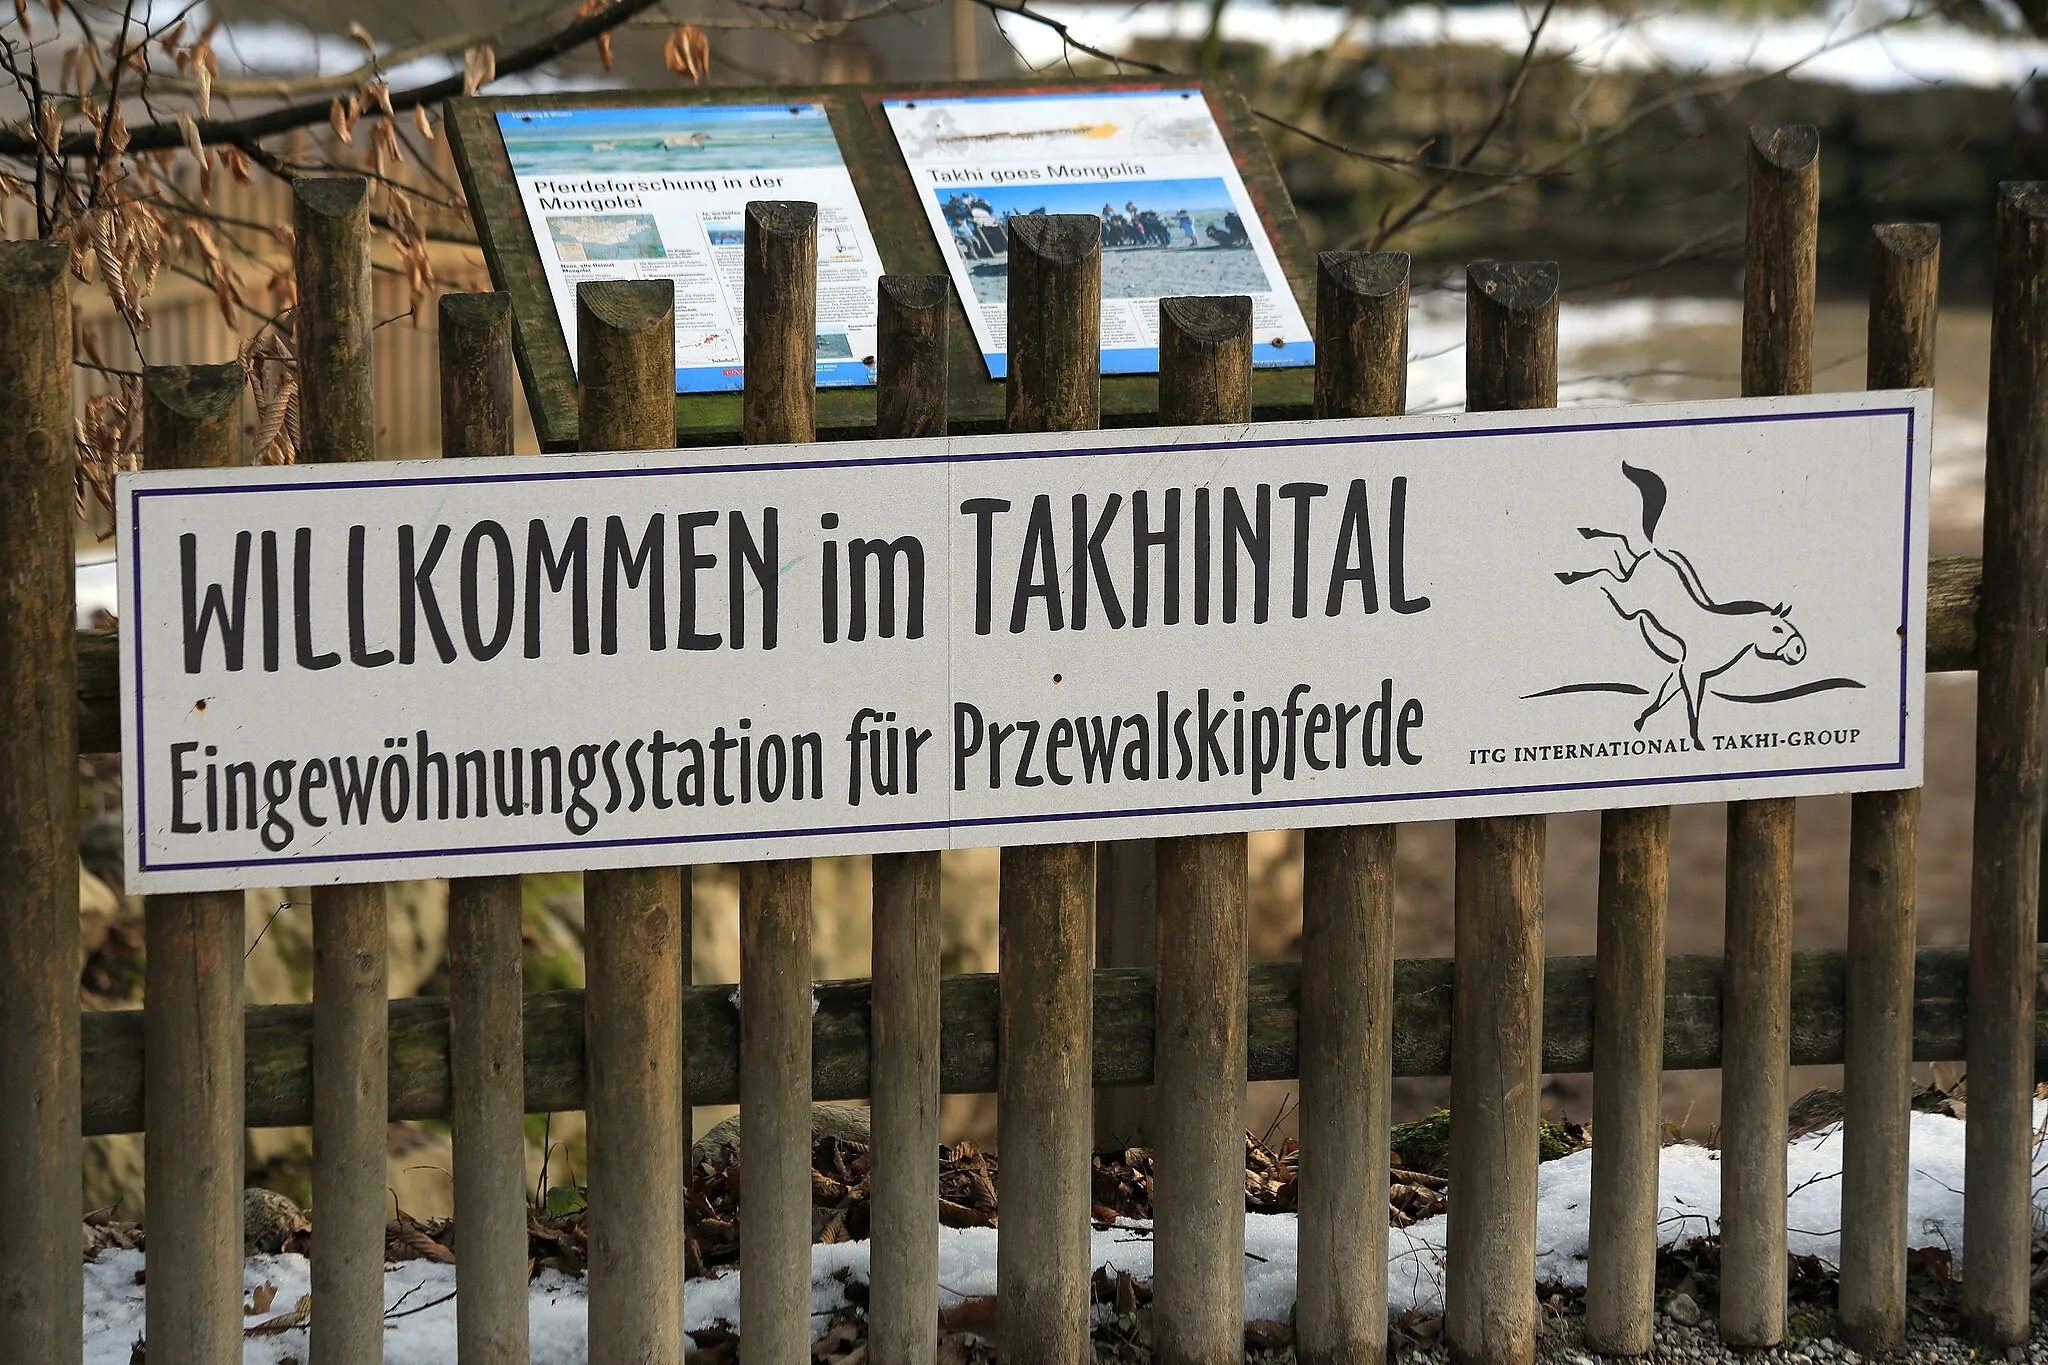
[444,76,1319,449]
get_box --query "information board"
[118,392,1927,892]
[882,88,1313,379]
[497,103,886,393]
[445,78,1323,447]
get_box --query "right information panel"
[883,88,1314,380]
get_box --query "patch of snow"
[1403,292,1744,416]
[81,1103,2048,1358]
[77,556,117,628]
[1391,1102,2048,1313]
[995,0,2048,94]
[84,1248,588,1364]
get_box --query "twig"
[383,1288,457,1322]
[1367,0,1558,250]
[1257,1092,1295,1148]
[131,0,567,103]
[0,0,674,158]
[384,1279,427,1316]
[74,357,146,378]
[246,900,296,960]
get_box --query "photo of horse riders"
[934,176,1273,305]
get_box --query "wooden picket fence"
[0,122,2040,1365]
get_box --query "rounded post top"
[144,362,246,420]
[1160,295,1252,343]
[440,290,512,332]
[747,200,818,240]
[1872,222,1940,260]
[577,278,675,336]
[1998,181,2048,221]
[292,175,369,219]
[0,239,69,293]
[1748,125,1819,173]
[1319,251,1411,300]
[1467,261,1560,315]
[880,274,950,312]
[1009,214,1101,266]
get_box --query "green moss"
[524,947,583,993]
[1539,1117,1588,1163]
[1389,1110,1453,1176]
[523,872,583,918]
[521,874,586,991]
[1388,1108,1588,1177]
[1785,1309,1837,1345]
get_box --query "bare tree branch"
[976,0,1934,251]
[979,0,1628,185]
[129,0,565,103]
[0,0,671,158]
[1366,0,1557,249]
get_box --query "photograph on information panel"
[882,87,1313,380]
[118,390,1926,893]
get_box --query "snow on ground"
[77,555,116,628]
[81,1104,2048,1362]
[1400,291,1745,416]
[995,0,2048,93]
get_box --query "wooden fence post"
[1094,843,1156,1149]
[0,238,80,1363]
[1584,805,1670,1356]
[1837,223,1936,1353]
[141,364,249,1365]
[1965,182,2048,1349]
[576,277,688,1364]
[868,273,950,1365]
[440,292,529,1365]
[999,212,1101,1365]
[741,199,821,1365]
[294,175,389,1365]
[1721,124,1818,1351]
[1297,250,1406,1365]
[1445,261,1557,1365]
[1150,296,1254,1365]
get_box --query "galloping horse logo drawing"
[1532,463,1858,745]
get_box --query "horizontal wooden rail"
[70,556,1987,754]
[78,945,2034,1135]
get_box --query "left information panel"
[498,103,887,392]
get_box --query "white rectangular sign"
[497,103,886,392]
[119,393,1928,893]
[881,89,1314,379]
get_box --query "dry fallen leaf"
[244,1294,311,1337]
[938,1294,997,1334]
[244,1280,277,1316]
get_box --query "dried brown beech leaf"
[244,1294,311,1337]
[462,45,495,97]
[664,23,711,82]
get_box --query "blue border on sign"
[979,339,1316,381]
[678,359,876,392]
[128,403,1920,874]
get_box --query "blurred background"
[16,0,2026,1217]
